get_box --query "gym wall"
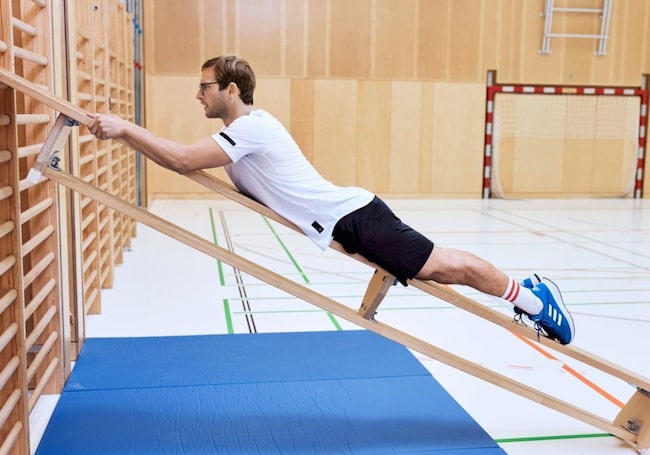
[143,0,650,200]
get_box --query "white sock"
[501,278,543,315]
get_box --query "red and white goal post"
[483,70,648,199]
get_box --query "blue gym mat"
[37,330,505,454]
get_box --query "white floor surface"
[31,197,650,454]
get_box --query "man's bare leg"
[415,246,575,345]
[415,246,509,297]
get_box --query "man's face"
[197,69,227,119]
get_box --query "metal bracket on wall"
[540,0,613,56]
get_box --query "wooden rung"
[0,323,18,354]
[0,186,13,202]
[0,357,20,392]
[25,305,56,351]
[22,252,55,289]
[16,113,50,125]
[11,17,38,37]
[24,278,55,320]
[0,422,24,455]
[27,331,57,383]
[0,289,17,317]
[0,256,17,277]
[0,389,22,430]
[614,388,650,449]
[28,357,58,412]
[13,46,48,66]
[358,270,395,319]
[20,200,52,227]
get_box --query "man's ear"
[227,82,240,97]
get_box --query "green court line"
[209,207,226,286]
[209,208,233,333]
[261,215,343,329]
[222,299,234,334]
[211,209,342,331]
[327,312,343,330]
[261,216,310,284]
[495,432,612,444]
[229,308,342,329]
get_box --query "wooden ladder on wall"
[540,0,613,55]
[2,68,650,453]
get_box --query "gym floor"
[32,197,650,454]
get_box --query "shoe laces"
[512,307,544,342]
[512,306,527,323]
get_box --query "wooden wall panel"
[239,0,283,75]
[255,78,291,127]
[448,0,483,82]
[517,1,551,83]
[375,0,415,80]
[312,80,358,185]
[388,82,421,194]
[144,75,220,199]
[330,0,372,79]
[429,83,485,195]
[202,0,230,59]
[562,138,594,194]
[144,0,650,84]
[289,79,314,162]
[306,0,327,77]
[149,0,201,74]
[418,83,434,191]
[356,81,390,193]
[285,0,306,76]
[614,1,648,84]
[416,0,450,80]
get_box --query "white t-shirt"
[212,109,374,250]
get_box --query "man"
[88,55,575,345]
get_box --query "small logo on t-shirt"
[219,132,236,146]
[311,221,324,233]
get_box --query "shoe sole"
[542,277,575,344]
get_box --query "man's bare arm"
[87,113,232,173]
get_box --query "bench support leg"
[614,388,650,449]
[358,270,395,319]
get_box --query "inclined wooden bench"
[2,68,649,452]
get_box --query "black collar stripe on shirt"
[220,132,236,146]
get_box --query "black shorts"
[332,196,434,285]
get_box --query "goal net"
[488,87,644,199]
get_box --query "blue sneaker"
[514,277,575,345]
[521,273,541,289]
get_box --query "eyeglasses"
[199,81,220,96]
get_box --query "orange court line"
[441,284,625,409]
[513,332,625,409]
